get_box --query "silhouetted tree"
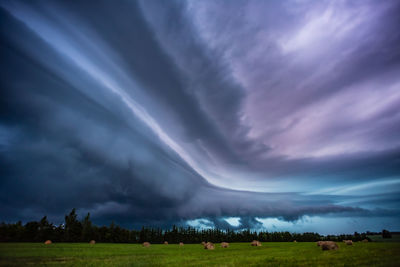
[81,213,93,242]
[382,229,392,238]
[64,208,82,242]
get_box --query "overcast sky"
[1,0,399,234]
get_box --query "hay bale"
[251,240,262,246]
[345,240,353,245]
[142,242,151,247]
[321,241,338,250]
[362,239,369,243]
[293,240,297,243]
[201,241,206,246]
[221,242,229,248]
[89,240,96,245]
[204,242,215,250]
[179,242,184,246]
[44,240,52,245]
[164,241,168,245]
[316,241,324,246]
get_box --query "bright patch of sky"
[256,216,399,235]
[225,217,241,227]
[186,219,214,229]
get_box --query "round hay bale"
[362,239,369,243]
[321,241,338,251]
[164,241,168,245]
[316,241,324,246]
[89,240,96,245]
[251,240,262,246]
[44,240,52,245]
[179,242,184,246]
[293,240,297,243]
[345,240,353,245]
[221,242,229,248]
[204,242,215,250]
[142,242,151,247]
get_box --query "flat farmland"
[1,242,399,266]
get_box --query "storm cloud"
[0,0,399,233]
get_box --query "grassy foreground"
[1,242,399,266]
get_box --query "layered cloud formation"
[1,0,399,233]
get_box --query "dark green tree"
[64,208,82,242]
[37,216,53,241]
[81,213,93,242]
[382,229,392,238]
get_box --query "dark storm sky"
[1,0,399,233]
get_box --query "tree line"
[0,209,372,243]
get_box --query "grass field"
[1,242,399,266]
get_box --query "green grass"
[1,242,399,266]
